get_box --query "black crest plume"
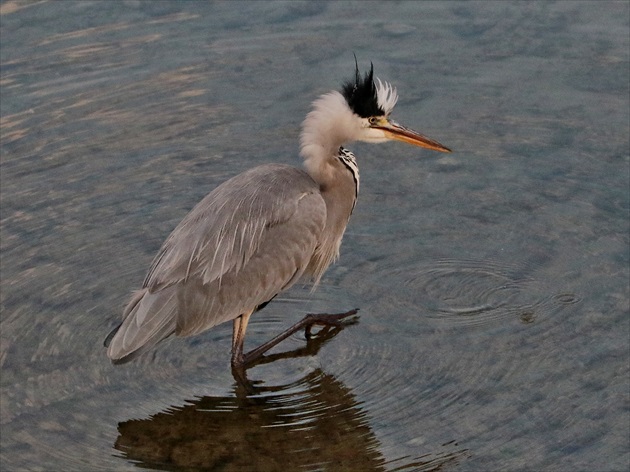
[341,59,383,118]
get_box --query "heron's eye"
[368,117,378,125]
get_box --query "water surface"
[1,1,628,471]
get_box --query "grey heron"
[105,63,450,371]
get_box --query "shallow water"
[1,1,628,471]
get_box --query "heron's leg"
[231,310,253,367]
[240,309,358,366]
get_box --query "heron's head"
[300,62,450,163]
[340,63,451,152]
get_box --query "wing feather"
[144,164,320,291]
[175,188,326,335]
[106,287,177,363]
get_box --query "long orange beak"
[373,118,451,153]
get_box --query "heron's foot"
[230,308,360,379]
[304,309,359,339]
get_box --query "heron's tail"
[105,287,177,364]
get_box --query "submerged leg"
[237,309,359,367]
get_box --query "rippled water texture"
[1,1,628,471]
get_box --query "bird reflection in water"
[113,328,468,471]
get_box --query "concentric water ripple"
[405,258,580,326]
[321,255,583,463]
[340,256,580,328]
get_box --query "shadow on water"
[114,371,468,472]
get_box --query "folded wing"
[106,164,326,363]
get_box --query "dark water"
[1,1,628,471]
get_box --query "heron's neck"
[300,91,361,187]
[303,146,360,284]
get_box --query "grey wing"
[145,164,324,293]
[107,164,325,361]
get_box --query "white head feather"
[375,78,398,116]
